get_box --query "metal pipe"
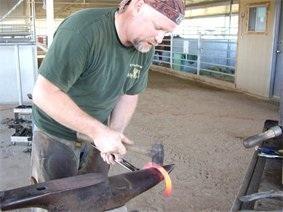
[31,0,38,83]
[240,190,283,203]
[197,33,202,75]
[226,0,233,67]
[0,0,25,22]
[243,126,282,148]
[31,0,36,43]
[186,0,239,9]
[280,79,283,126]
[36,42,48,52]
[170,33,173,69]
[276,0,283,125]
[15,45,23,105]
[35,1,116,6]
[269,0,282,98]
[32,45,38,83]
[46,0,54,47]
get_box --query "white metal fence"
[153,32,237,83]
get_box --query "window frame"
[246,2,269,34]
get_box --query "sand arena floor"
[0,71,278,211]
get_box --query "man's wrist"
[109,123,124,133]
[86,121,108,139]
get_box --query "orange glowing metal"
[143,162,172,197]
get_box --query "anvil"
[0,164,174,211]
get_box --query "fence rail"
[153,33,237,82]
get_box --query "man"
[31,0,184,186]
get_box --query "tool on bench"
[256,147,280,155]
[255,147,283,159]
[243,126,282,148]
[240,190,283,203]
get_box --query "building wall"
[236,0,276,97]
[0,44,37,104]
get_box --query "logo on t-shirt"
[128,64,142,79]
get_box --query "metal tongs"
[90,143,139,172]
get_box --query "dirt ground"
[0,71,279,211]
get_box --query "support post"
[226,0,233,67]
[170,33,173,69]
[197,33,202,75]
[31,0,36,43]
[280,75,283,127]
[15,45,23,105]
[46,0,54,47]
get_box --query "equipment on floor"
[9,105,33,145]
[243,126,282,148]
[231,119,283,210]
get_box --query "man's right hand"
[91,128,133,164]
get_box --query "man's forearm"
[33,75,106,138]
[33,75,133,163]
[109,94,138,133]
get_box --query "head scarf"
[119,0,185,24]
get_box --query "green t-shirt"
[33,8,154,141]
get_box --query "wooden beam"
[35,1,118,6]
[186,0,239,9]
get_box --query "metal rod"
[15,45,23,105]
[46,0,54,47]
[31,0,36,43]
[32,45,38,83]
[37,42,48,52]
[116,159,140,172]
[35,1,116,6]
[0,0,25,22]
[170,33,173,69]
[200,68,235,77]
[280,87,283,126]
[226,0,233,67]
[28,0,38,95]
[279,0,283,125]
[197,33,202,75]
[186,0,239,9]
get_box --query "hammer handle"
[77,133,149,156]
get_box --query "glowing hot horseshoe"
[143,162,173,197]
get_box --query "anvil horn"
[0,164,174,211]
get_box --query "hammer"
[76,133,164,165]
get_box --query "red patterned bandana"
[119,0,185,24]
[144,0,185,24]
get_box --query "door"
[272,2,283,97]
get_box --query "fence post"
[197,33,202,75]
[15,45,23,105]
[170,33,173,69]
[46,0,55,47]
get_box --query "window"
[248,4,268,33]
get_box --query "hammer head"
[151,144,164,165]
